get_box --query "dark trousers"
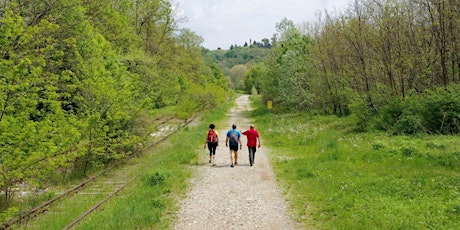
[248,147,257,165]
[208,142,217,155]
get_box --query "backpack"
[228,131,239,145]
[207,130,217,143]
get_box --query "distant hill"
[202,46,270,86]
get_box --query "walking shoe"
[235,162,238,165]
[231,164,234,167]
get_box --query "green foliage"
[259,19,318,111]
[248,0,460,121]
[0,207,19,223]
[0,8,82,203]
[70,102,231,229]
[176,83,226,120]
[377,84,460,134]
[243,63,267,94]
[423,85,460,134]
[202,46,270,90]
[145,170,171,186]
[373,93,424,134]
[0,0,227,211]
[250,99,460,229]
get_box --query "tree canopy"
[0,0,227,208]
[248,1,460,134]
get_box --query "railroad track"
[1,116,196,230]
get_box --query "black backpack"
[228,131,238,145]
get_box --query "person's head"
[232,124,236,129]
[250,124,255,129]
[209,124,215,129]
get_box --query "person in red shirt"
[242,124,261,166]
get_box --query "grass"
[249,96,460,230]
[8,94,459,229]
[7,101,232,229]
[70,102,232,229]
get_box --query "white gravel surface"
[173,95,302,230]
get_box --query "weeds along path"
[4,117,190,229]
[173,95,301,230]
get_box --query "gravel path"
[173,95,301,230]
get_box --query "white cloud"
[177,0,351,49]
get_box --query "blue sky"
[176,0,352,49]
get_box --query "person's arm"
[257,136,261,148]
[204,132,208,149]
[238,132,242,149]
[225,136,229,147]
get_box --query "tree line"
[203,45,270,90]
[245,0,460,134]
[0,0,227,208]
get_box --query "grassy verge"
[249,96,460,230]
[71,102,232,229]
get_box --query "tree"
[243,63,267,94]
[0,8,81,203]
[259,19,317,110]
[262,38,271,48]
[228,64,249,89]
[176,28,204,50]
[0,0,228,209]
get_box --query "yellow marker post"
[267,101,272,111]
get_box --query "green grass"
[6,101,232,229]
[70,102,233,229]
[12,95,459,229]
[249,96,460,230]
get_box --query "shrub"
[400,146,419,157]
[145,170,170,186]
[423,85,460,134]
[376,84,460,135]
[0,207,19,223]
[372,142,385,150]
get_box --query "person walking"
[225,124,242,167]
[242,124,261,166]
[204,124,219,166]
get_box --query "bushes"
[424,86,460,134]
[377,84,460,135]
[175,83,226,120]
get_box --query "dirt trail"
[173,95,300,230]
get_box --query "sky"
[176,0,352,50]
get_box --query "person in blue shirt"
[225,124,242,167]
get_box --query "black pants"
[208,142,218,155]
[248,147,257,165]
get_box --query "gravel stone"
[173,95,302,230]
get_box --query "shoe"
[235,162,238,165]
[231,164,234,167]
[213,163,216,166]
[250,163,253,166]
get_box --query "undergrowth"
[250,95,460,230]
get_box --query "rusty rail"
[1,116,196,229]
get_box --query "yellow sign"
[267,101,272,109]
